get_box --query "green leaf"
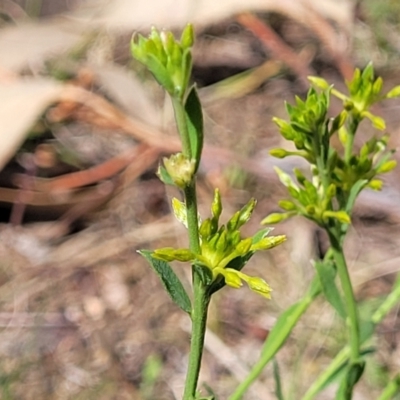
[302,347,350,400]
[252,227,273,244]
[345,179,368,214]
[259,280,319,363]
[145,54,175,94]
[185,85,204,171]
[335,361,365,400]
[172,197,188,228]
[315,260,346,319]
[372,272,400,324]
[376,374,400,400]
[273,359,285,400]
[157,164,175,186]
[139,250,192,315]
[303,347,373,400]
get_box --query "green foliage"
[139,250,192,314]
[132,24,400,400]
[255,64,399,400]
[266,65,397,233]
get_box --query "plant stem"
[344,118,359,163]
[172,96,192,159]
[171,95,209,399]
[183,275,210,399]
[327,227,360,363]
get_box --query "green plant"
[131,25,400,400]
[230,65,400,400]
[131,25,285,400]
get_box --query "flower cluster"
[131,24,194,99]
[153,189,286,299]
[264,65,398,229]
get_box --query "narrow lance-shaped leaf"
[335,361,365,400]
[272,359,284,400]
[315,260,346,319]
[184,85,203,171]
[376,374,400,400]
[302,347,373,400]
[259,275,321,363]
[302,347,350,400]
[139,250,192,315]
[372,271,400,324]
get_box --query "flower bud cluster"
[131,24,194,99]
[264,65,397,229]
[153,189,286,299]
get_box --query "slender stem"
[183,277,210,399]
[172,96,192,159]
[327,227,360,363]
[171,95,209,399]
[344,118,359,163]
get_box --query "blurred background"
[1,0,400,399]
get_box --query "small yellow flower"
[153,189,286,299]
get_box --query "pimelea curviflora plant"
[131,25,285,400]
[229,65,400,400]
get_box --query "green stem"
[327,227,360,363]
[345,118,359,163]
[171,95,208,399]
[172,96,192,159]
[183,277,210,399]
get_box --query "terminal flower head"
[131,24,194,99]
[153,189,286,299]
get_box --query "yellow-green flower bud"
[306,205,316,215]
[222,269,242,289]
[199,218,213,239]
[269,148,288,159]
[227,211,240,232]
[372,76,383,95]
[230,230,241,246]
[216,230,228,252]
[211,188,222,221]
[171,197,188,227]
[262,212,291,225]
[237,198,257,228]
[362,111,386,130]
[323,210,351,224]
[278,200,296,211]
[246,276,272,299]
[162,153,196,188]
[180,23,194,49]
[236,238,252,255]
[368,179,383,190]
[377,160,397,174]
[326,184,336,199]
[251,235,286,251]
[308,76,330,90]
[385,85,400,99]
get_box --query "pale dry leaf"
[90,63,161,126]
[0,78,64,170]
[75,0,353,32]
[0,19,82,71]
